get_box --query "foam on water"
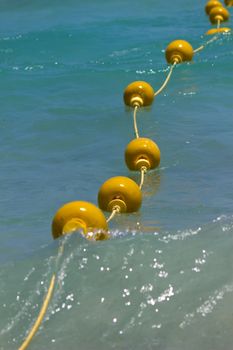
[1,214,233,349]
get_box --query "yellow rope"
[18,274,56,350]
[154,62,176,97]
[106,206,120,223]
[194,35,219,53]
[139,166,147,189]
[133,105,140,139]
[193,44,205,53]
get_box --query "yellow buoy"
[98,176,142,213]
[224,0,233,6]
[52,201,108,240]
[206,27,231,35]
[165,40,194,64]
[205,0,223,15]
[125,138,161,171]
[209,6,230,24]
[123,81,155,107]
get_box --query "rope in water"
[107,206,120,223]
[139,166,147,189]
[194,34,219,53]
[154,62,176,97]
[132,63,176,143]
[18,274,56,350]
[18,240,66,350]
[133,105,140,139]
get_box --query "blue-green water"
[0,0,233,349]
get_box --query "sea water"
[0,0,233,349]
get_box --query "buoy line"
[18,1,232,348]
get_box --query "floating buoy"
[205,0,223,15]
[209,6,230,24]
[98,176,142,213]
[125,137,161,171]
[206,27,231,35]
[52,201,108,240]
[165,40,194,64]
[123,81,155,107]
[224,0,233,6]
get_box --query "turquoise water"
[0,0,233,349]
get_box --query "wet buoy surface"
[165,40,194,64]
[123,81,155,107]
[125,138,161,171]
[52,201,108,239]
[98,176,142,213]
